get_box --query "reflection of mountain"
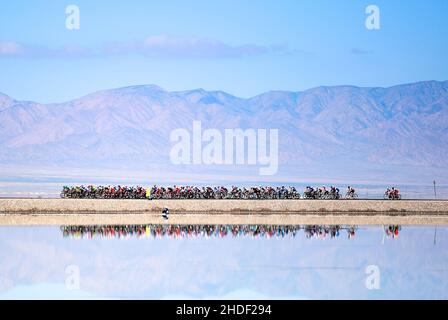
[1,81,447,182]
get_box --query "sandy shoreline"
[1,199,448,225]
[2,198,448,213]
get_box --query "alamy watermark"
[65,264,80,290]
[365,5,380,30]
[365,265,380,290]
[66,5,80,30]
[169,121,279,175]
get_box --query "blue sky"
[1,0,447,103]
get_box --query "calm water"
[0,224,447,299]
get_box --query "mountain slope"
[0,81,447,182]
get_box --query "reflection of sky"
[0,226,447,299]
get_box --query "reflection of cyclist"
[385,225,401,238]
[347,227,356,239]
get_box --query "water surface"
[0,225,447,299]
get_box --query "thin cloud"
[104,35,290,59]
[0,41,93,59]
[148,35,268,58]
[350,48,374,55]
[1,35,296,59]
[0,42,25,56]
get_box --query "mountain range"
[1,80,447,184]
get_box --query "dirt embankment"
[1,199,448,214]
[1,199,448,226]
